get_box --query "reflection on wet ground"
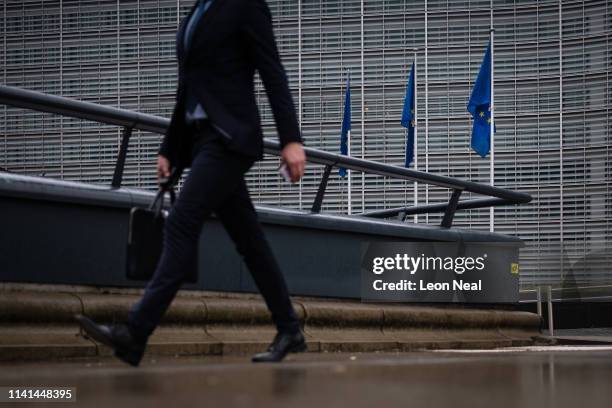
[2,348,612,407]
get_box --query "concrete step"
[0,283,543,361]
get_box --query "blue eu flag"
[401,62,416,167]
[339,78,351,178]
[467,42,494,158]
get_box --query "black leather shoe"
[75,314,146,367]
[252,330,306,363]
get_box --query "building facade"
[1,0,610,286]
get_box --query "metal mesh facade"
[1,0,611,286]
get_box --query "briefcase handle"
[158,167,180,191]
[148,168,179,216]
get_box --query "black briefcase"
[126,177,198,283]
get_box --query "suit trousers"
[127,123,300,340]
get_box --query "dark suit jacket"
[159,0,302,171]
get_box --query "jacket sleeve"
[158,110,175,160]
[158,135,172,159]
[158,86,182,161]
[243,0,303,148]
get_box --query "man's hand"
[157,155,171,184]
[281,142,305,183]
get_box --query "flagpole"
[297,0,303,210]
[424,2,429,223]
[413,48,418,224]
[489,8,495,233]
[347,128,352,215]
[360,0,365,213]
[347,69,352,215]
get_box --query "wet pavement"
[2,347,612,407]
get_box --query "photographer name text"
[372,279,482,291]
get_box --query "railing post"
[440,188,463,228]
[111,125,133,188]
[547,285,554,337]
[536,286,542,317]
[311,164,333,213]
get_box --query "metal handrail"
[361,198,518,218]
[0,85,532,227]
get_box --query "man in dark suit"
[76,0,307,366]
